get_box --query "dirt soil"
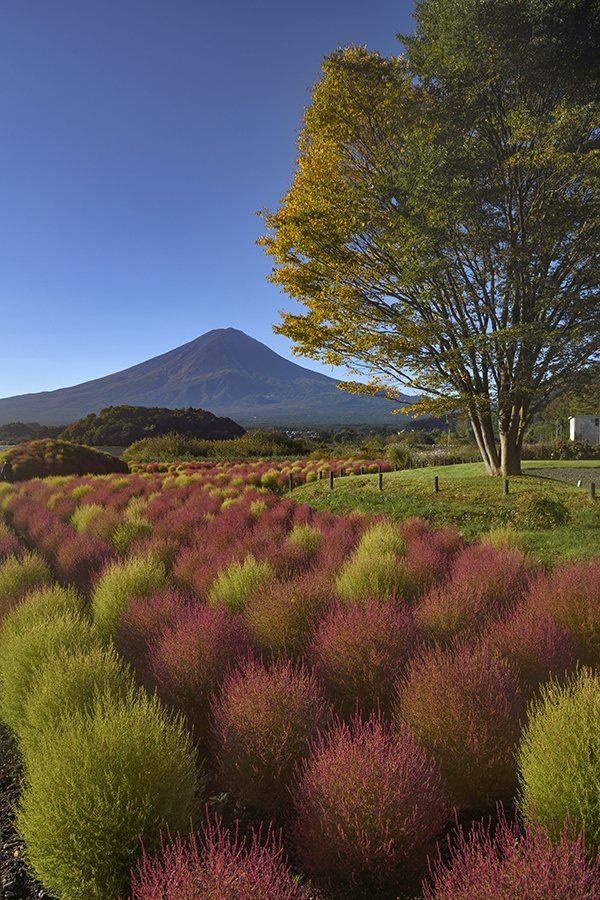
[527,466,600,487]
[0,725,46,899]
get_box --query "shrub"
[92,554,168,640]
[209,553,275,614]
[16,689,199,900]
[0,551,53,624]
[414,544,531,644]
[114,588,187,675]
[19,644,136,763]
[111,517,154,553]
[423,809,600,899]
[0,439,128,480]
[131,818,307,900]
[484,602,578,694]
[527,558,600,665]
[211,658,331,816]
[0,610,101,735]
[515,495,570,529]
[287,523,322,552]
[244,572,335,658]
[0,523,21,562]
[481,524,525,552]
[0,583,84,634]
[292,715,448,892]
[54,533,115,593]
[518,668,600,845]
[70,502,104,533]
[396,643,526,810]
[309,600,422,718]
[147,603,253,743]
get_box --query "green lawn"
[293,461,600,565]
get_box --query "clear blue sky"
[0,1,415,398]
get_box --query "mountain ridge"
[0,328,412,427]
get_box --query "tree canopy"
[261,0,600,474]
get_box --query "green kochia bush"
[209,553,275,613]
[0,551,53,625]
[518,668,600,845]
[92,554,168,640]
[19,645,136,764]
[336,522,413,603]
[16,689,199,900]
[0,609,101,735]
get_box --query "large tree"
[261,0,600,475]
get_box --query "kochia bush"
[292,715,448,892]
[518,668,600,845]
[208,553,275,613]
[211,657,331,816]
[309,599,422,718]
[423,810,600,899]
[396,643,526,810]
[0,551,53,625]
[16,689,199,900]
[91,553,168,640]
[147,602,253,743]
[131,818,307,900]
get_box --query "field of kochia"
[0,459,598,899]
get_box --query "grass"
[292,462,600,565]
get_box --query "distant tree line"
[59,406,245,447]
[0,422,63,442]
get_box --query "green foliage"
[92,554,168,640]
[287,523,322,552]
[110,518,153,552]
[515,495,570,530]
[209,554,275,614]
[550,439,600,461]
[336,522,410,602]
[386,444,414,469]
[0,610,101,734]
[16,689,199,900]
[124,428,310,462]
[19,645,137,764]
[0,439,128,480]
[59,404,245,446]
[1,584,85,635]
[518,669,600,845]
[481,525,525,552]
[0,552,53,624]
[70,503,104,533]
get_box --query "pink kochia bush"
[309,599,422,718]
[131,818,307,900]
[527,557,600,665]
[292,715,448,893]
[147,602,253,742]
[423,809,600,900]
[414,544,532,644]
[211,658,331,816]
[396,642,526,811]
[114,589,189,678]
[484,601,578,694]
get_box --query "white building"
[569,415,600,444]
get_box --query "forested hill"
[59,405,245,446]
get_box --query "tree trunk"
[469,412,501,475]
[500,430,522,476]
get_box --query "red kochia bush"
[396,643,526,811]
[211,658,331,816]
[131,817,307,899]
[484,601,578,694]
[54,534,115,593]
[114,589,189,677]
[148,602,253,743]
[423,809,600,899]
[414,544,532,644]
[309,599,422,718]
[527,557,600,665]
[292,715,448,892]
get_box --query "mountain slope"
[0,328,411,427]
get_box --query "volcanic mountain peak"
[0,328,411,427]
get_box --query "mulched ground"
[0,725,46,900]
[527,466,600,487]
